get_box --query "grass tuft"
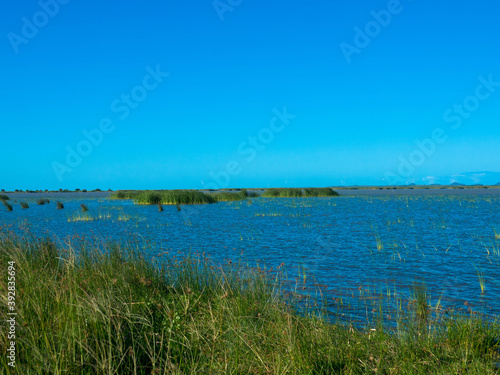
[56,201,64,209]
[81,204,88,212]
[20,202,29,209]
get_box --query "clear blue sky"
[1,0,499,190]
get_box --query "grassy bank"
[1,233,499,374]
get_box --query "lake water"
[1,189,500,327]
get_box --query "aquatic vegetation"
[214,189,252,202]
[262,187,303,197]
[68,212,93,222]
[411,282,430,328]
[81,204,88,212]
[56,201,64,209]
[0,194,9,201]
[116,213,131,221]
[476,266,486,294]
[303,188,340,197]
[262,187,339,197]
[37,198,49,205]
[112,190,217,205]
[158,202,164,212]
[4,202,13,211]
[20,202,29,209]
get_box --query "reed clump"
[1,232,499,374]
[112,190,217,205]
[56,202,64,209]
[37,198,50,205]
[80,204,88,212]
[214,189,254,202]
[4,202,13,211]
[20,202,29,209]
[0,194,9,201]
[262,187,339,198]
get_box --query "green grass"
[214,189,255,202]
[303,188,340,197]
[111,190,217,205]
[112,188,338,204]
[1,232,499,374]
[262,188,339,198]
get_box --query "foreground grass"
[1,233,499,374]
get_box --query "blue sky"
[1,0,500,190]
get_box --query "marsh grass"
[262,188,339,198]
[37,198,50,205]
[81,204,88,212]
[0,194,9,201]
[4,202,13,211]
[1,232,499,374]
[112,190,217,205]
[20,202,29,209]
[56,202,64,209]
[158,202,164,212]
[303,188,340,197]
[214,189,252,202]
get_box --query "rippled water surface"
[2,190,500,326]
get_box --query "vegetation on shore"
[1,232,499,374]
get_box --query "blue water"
[1,191,500,326]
